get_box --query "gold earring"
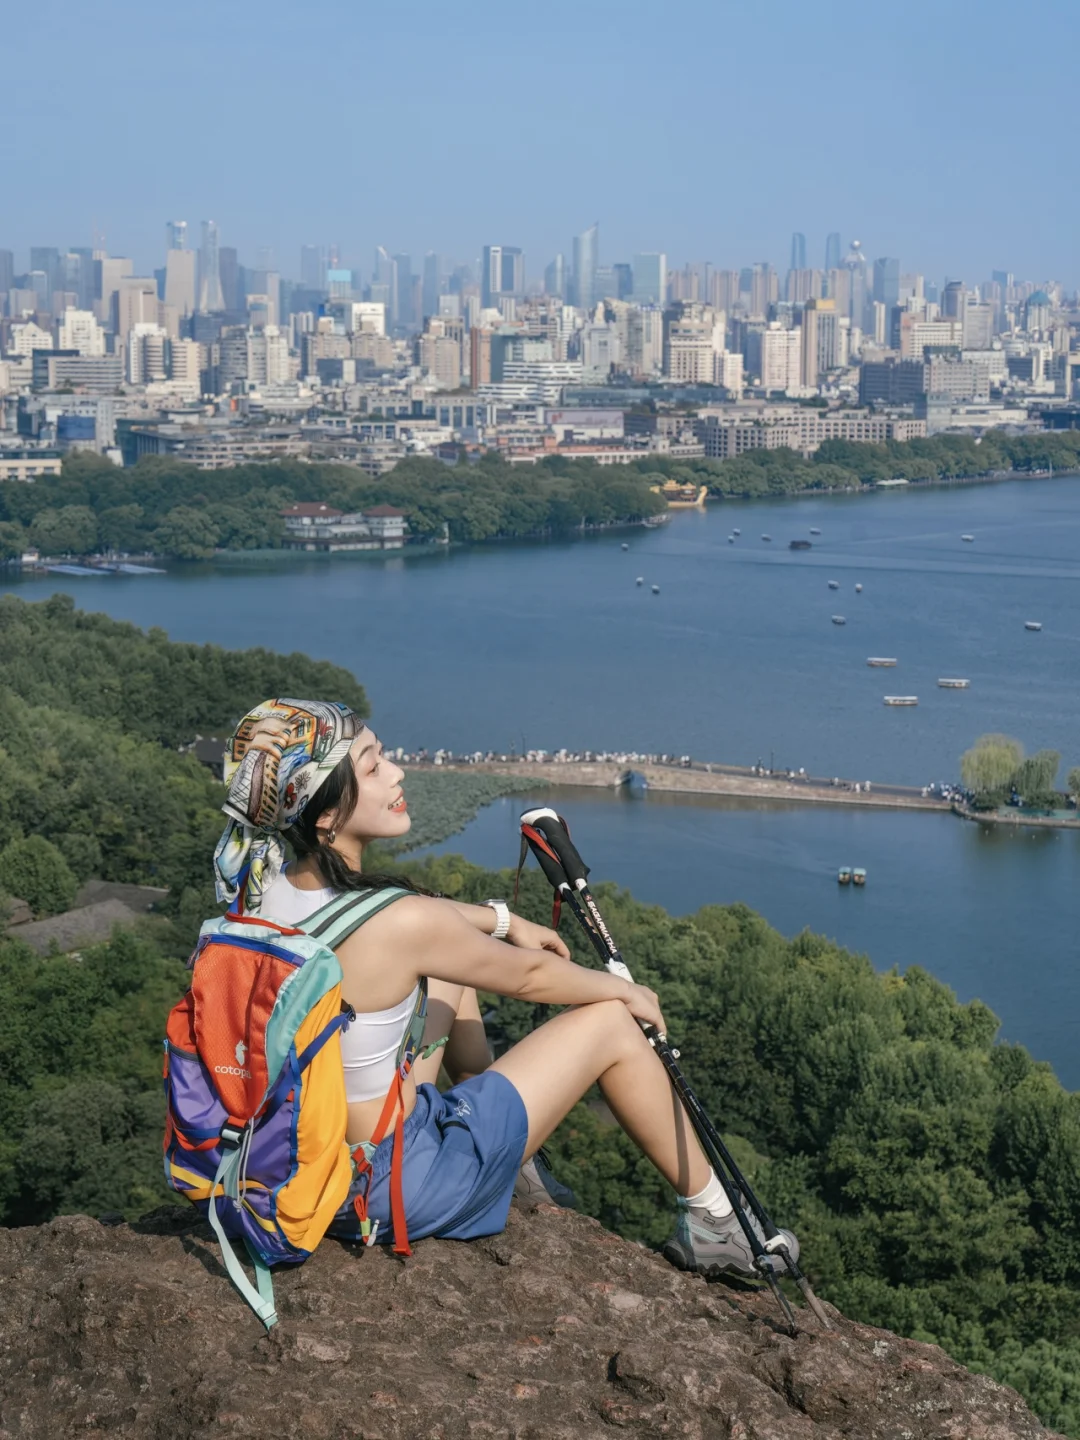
[327,828,337,844]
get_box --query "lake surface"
[418,786,1080,1089]
[6,476,1078,787]
[6,475,1079,1083]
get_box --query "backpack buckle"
[220,1123,245,1149]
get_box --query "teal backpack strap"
[207,1131,278,1330]
[303,886,411,951]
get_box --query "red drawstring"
[350,1061,412,1256]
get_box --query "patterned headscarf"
[213,698,365,912]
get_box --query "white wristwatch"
[484,899,511,941]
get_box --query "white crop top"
[257,868,421,1105]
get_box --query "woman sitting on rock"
[214,697,797,1280]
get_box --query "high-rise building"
[374,247,398,325]
[393,253,414,328]
[962,302,994,350]
[572,223,598,311]
[872,257,900,310]
[165,249,197,315]
[58,308,106,356]
[198,221,224,312]
[481,246,525,309]
[0,248,13,294]
[127,323,169,384]
[800,297,837,388]
[759,323,803,393]
[631,253,667,307]
[544,254,566,300]
[422,252,442,319]
[166,221,188,251]
[68,248,95,309]
[219,247,240,311]
[749,263,776,317]
[824,233,842,271]
[300,245,327,292]
[117,277,159,342]
[662,301,725,384]
[30,247,61,302]
[790,233,807,272]
[941,280,966,321]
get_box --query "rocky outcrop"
[0,1204,1059,1440]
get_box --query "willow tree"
[960,734,1024,808]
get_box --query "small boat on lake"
[852,868,867,886]
[867,657,897,667]
[838,867,852,885]
[884,695,918,706]
[1025,621,1042,631]
[728,535,734,543]
[810,527,821,535]
[962,535,975,542]
[790,539,812,550]
[651,584,660,594]
[832,615,846,625]
[761,534,772,541]
[621,543,629,551]
[733,528,741,535]
[855,583,863,593]
[938,678,970,689]
[828,580,840,589]
[636,576,644,585]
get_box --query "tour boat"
[838,867,852,885]
[789,539,812,550]
[621,543,629,551]
[810,528,821,535]
[636,576,644,585]
[937,678,970,689]
[761,534,772,541]
[832,615,846,625]
[884,696,918,706]
[651,585,660,595]
[962,535,974,542]
[855,583,863,593]
[852,868,867,887]
[733,528,741,535]
[728,535,734,543]
[828,580,840,589]
[1025,621,1042,631]
[867,658,897,667]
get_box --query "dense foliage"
[961,733,1073,811]
[399,853,1080,1435]
[0,450,666,558]
[627,428,1080,500]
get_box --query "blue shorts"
[328,1070,529,1245]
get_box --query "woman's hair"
[282,753,432,896]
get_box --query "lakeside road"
[407,759,952,812]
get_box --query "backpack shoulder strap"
[301,886,412,951]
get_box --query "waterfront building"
[281,501,407,551]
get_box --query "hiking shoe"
[513,1149,577,1209]
[662,1202,800,1282]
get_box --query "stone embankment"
[426,759,950,812]
[0,1204,1060,1438]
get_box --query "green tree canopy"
[0,835,78,917]
[961,734,1024,806]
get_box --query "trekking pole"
[518,806,831,1335]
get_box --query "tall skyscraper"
[219,247,240,311]
[30,247,61,303]
[481,245,525,308]
[544,254,566,299]
[198,221,224,312]
[0,249,14,294]
[824,233,842,272]
[790,233,807,272]
[393,254,414,327]
[422,252,442,320]
[572,223,598,311]
[165,248,197,315]
[872,257,900,310]
[631,253,667,306]
[300,245,327,292]
[373,247,398,326]
[166,220,188,251]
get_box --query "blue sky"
[3,0,1076,286]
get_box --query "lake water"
[417,787,1080,1089]
[5,476,1079,1083]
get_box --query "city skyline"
[2,0,1078,283]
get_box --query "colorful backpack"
[163,886,423,1328]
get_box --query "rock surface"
[0,1204,1060,1440]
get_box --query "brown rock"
[0,1207,1060,1440]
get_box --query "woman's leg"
[413,980,492,1087]
[490,999,711,1197]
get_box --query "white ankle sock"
[683,1169,733,1220]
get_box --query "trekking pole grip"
[520,807,589,887]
